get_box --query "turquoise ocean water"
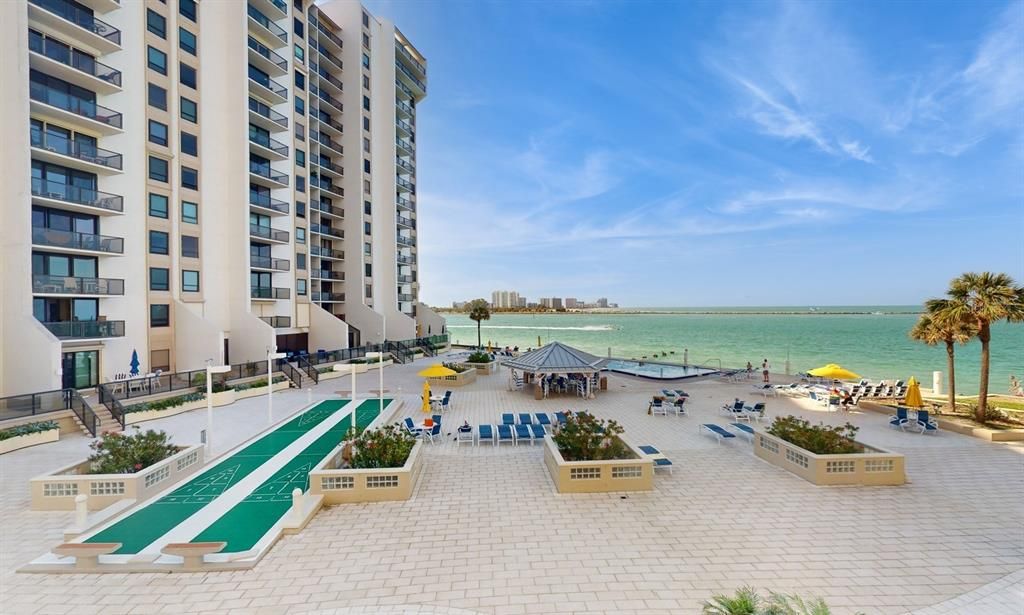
[443,307,1024,394]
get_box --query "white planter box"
[125,398,207,425]
[310,440,422,504]
[542,436,653,494]
[0,428,60,455]
[753,430,905,486]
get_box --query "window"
[363,116,370,131]
[149,156,168,182]
[149,267,169,291]
[147,9,166,38]
[296,176,305,191]
[364,222,371,235]
[181,235,199,258]
[181,167,198,190]
[363,137,370,152]
[149,230,169,255]
[363,179,371,192]
[296,201,306,217]
[296,150,305,167]
[362,53,370,69]
[363,159,370,173]
[148,120,168,146]
[362,11,369,27]
[296,253,306,269]
[294,0,302,9]
[294,96,305,115]
[148,83,167,110]
[363,74,369,89]
[180,63,196,89]
[181,201,198,224]
[150,304,170,327]
[148,193,169,218]
[181,132,197,156]
[147,46,167,74]
[362,33,369,48]
[364,242,371,255]
[296,227,305,243]
[362,95,370,110]
[297,279,307,295]
[294,18,303,38]
[364,201,372,215]
[365,263,372,277]
[181,97,197,122]
[294,43,304,63]
[179,27,196,55]
[180,0,196,22]
[294,71,305,91]
[365,284,372,298]
[182,270,200,292]
[295,122,305,140]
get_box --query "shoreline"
[436,309,923,316]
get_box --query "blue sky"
[365,0,1024,307]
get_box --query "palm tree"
[909,311,973,410]
[930,272,1024,422]
[466,299,491,349]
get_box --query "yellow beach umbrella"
[904,377,923,408]
[808,364,860,380]
[422,380,432,414]
[417,364,457,378]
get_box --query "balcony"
[32,274,124,296]
[395,78,415,100]
[311,269,344,281]
[396,99,415,117]
[247,4,288,48]
[29,33,121,94]
[28,0,121,54]
[251,286,291,301]
[249,190,290,215]
[250,0,286,21]
[33,227,123,254]
[395,43,426,76]
[249,161,289,188]
[250,223,290,243]
[260,316,292,328]
[396,156,415,174]
[250,255,290,271]
[396,61,427,96]
[314,159,344,179]
[311,85,343,114]
[312,292,345,303]
[31,126,122,174]
[397,274,415,284]
[310,176,342,198]
[396,234,415,247]
[32,177,123,215]
[396,253,416,265]
[248,36,288,77]
[249,70,288,105]
[396,176,415,193]
[42,319,125,339]
[397,293,415,302]
[314,21,343,52]
[248,97,288,132]
[396,214,416,230]
[29,82,122,134]
[395,137,414,156]
[312,131,344,157]
[249,131,289,160]
[310,63,345,94]
[310,223,343,240]
[311,200,343,218]
[313,113,344,137]
[310,245,344,260]
[395,118,414,137]
[396,195,415,212]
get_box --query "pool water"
[605,360,717,380]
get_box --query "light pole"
[205,361,231,455]
[267,347,287,424]
[333,361,356,440]
[379,315,386,417]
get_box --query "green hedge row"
[124,392,204,415]
[0,420,59,441]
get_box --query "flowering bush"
[87,428,179,474]
[552,412,631,461]
[0,420,58,441]
[348,424,416,469]
[766,415,863,454]
[466,351,493,363]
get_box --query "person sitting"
[840,390,854,410]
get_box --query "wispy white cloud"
[838,140,874,163]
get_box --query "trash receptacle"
[534,383,544,400]
[600,377,608,390]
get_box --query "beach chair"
[916,410,939,434]
[729,422,755,442]
[638,445,673,474]
[649,399,667,416]
[518,413,533,425]
[661,389,677,399]
[752,383,778,398]
[534,413,552,431]
[743,402,767,422]
[424,421,442,443]
[554,412,568,428]
[529,424,546,440]
[700,423,737,444]
[513,424,534,445]
[720,399,748,420]
[501,413,515,426]
[404,417,424,438]
[456,425,473,446]
[674,390,689,398]
[671,397,688,416]
[496,424,515,446]
[477,424,495,447]
[889,407,909,431]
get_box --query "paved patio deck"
[1,353,1021,614]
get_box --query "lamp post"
[267,347,287,424]
[204,361,231,454]
[333,361,355,439]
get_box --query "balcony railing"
[30,81,122,129]
[250,255,290,271]
[311,269,344,281]
[395,137,414,153]
[29,0,121,46]
[33,274,124,295]
[249,97,288,129]
[313,113,344,134]
[312,131,343,155]
[310,62,344,91]
[395,119,414,135]
[396,176,415,192]
[32,177,123,212]
[33,226,123,253]
[395,43,426,76]
[310,245,344,260]
[397,293,415,302]
[247,5,288,45]
[249,190,290,214]
[311,85,343,112]
[396,157,414,173]
[397,274,416,284]
[250,223,290,242]
[395,78,414,99]
[42,319,125,339]
[251,286,290,300]
[315,159,344,175]
[312,200,343,217]
[311,223,343,239]
[396,214,416,229]
[396,99,415,116]
[396,195,415,211]
[396,61,427,94]
[396,234,415,247]
[249,71,288,99]
[248,36,288,72]
[249,161,289,185]
[31,126,122,170]
[312,292,345,302]
[314,21,343,50]
[310,176,342,195]
[29,33,122,86]
[249,131,289,157]
[260,316,291,327]
[396,253,416,265]
[311,41,342,72]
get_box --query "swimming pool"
[605,360,717,380]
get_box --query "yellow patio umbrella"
[422,380,432,414]
[904,377,923,408]
[417,364,457,378]
[808,364,860,380]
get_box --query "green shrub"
[124,392,204,415]
[350,356,385,365]
[348,423,416,469]
[552,412,631,461]
[766,415,862,454]
[87,428,178,474]
[703,587,849,615]
[466,351,492,363]
[230,376,285,392]
[0,420,58,441]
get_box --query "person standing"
[762,359,770,383]
[746,362,753,379]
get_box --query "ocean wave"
[446,324,616,332]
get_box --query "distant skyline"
[365,0,1024,307]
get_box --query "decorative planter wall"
[330,360,394,376]
[463,361,496,375]
[0,428,60,455]
[753,431,905,486]
[30,445,205,511]
[124,381,288,425]
[309,440,423,504]
[543,436,653,494]
[428,369,476,388]
[858,401,1024,442]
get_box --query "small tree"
[466,298,491,349]
[348,424,417,469]
[552,412,629,461]
[909,311,973,410]
[87,428,179,474]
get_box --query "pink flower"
[134,463,143,470]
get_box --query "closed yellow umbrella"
[808,364,860,380]
[422,380,432,414]
[904,377,923,408]
[417,364,457,378]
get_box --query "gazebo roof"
[501,341,603,374]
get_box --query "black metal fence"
[0,388,73,422]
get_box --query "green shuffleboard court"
[86,399,361,554]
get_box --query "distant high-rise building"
[564,298,578,309]
[490,290,520,309]
[596,297,609,308]
[551,298,563,309]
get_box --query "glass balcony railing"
[310,63,344,92]
[396,176,415,192]
[314,159,344,176]
[310,85,343,112]
[249,161,289,185]
[248,97,288,129]
[32,227,124,253]
[249,70,287,99]
[311,269,344,281]
[29,33,122,86]
[314,22,343,50]
[311,41,342,71]
[29,0,121,46]
[260,316,291,327]
[249,132,289,156]
[311,200,343,217]
[249,223,290,242]
[311,223,343,239]
[396,195,414,211]
[310,176,342,195]
[395,137,414,153]
[248,36,288,72]
[395,44,426,75]
[32,177,123,212]
[396,61,426,94]
[397,293,415,302]
[312,131,343,154]
[33,274,124,295]
[250,255,290,271]
[395,78,414,99]
[397,274,415,284]
[251,286,290,299]
[247,5,288,45]
[396,234,415,247]
[312,291,345,302]
[31,127,122,170]
[30,81,122,129]
[395,119,414,135]
[310,245,344,260]
[249,190,290,214]
[396,157,414,173]
[42,319,125,339]
[396,253,416,265]
[396,99,415,116]
[396,214,416,229]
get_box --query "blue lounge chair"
[650,399,667,416]
[501,413,515,426]
[554,412,568,427]
[661,389,677,399]
[518,413,533,425]
[513,424,533,445]
[674,390,689,398]
[916,410,939,434]
[700,423,737,444]
[743,402,767,422]
[720,399,748,421]
[889,407,909,431]
[671,397,688,416]
[425,421,441,443]
[404,417,424,438]
[529,424,546,440]
[638,445,673,474]
[534,413,552,430]
[477,424,495,446]
[496,424,514,446]
[730,422,755,442]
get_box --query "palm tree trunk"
[945,340,956,411]
[476,321,481,349]
[977,322,991,423]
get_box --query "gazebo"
[501,341,604,399]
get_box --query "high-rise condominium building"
[0,0,444,396]
[490,290,519,309]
